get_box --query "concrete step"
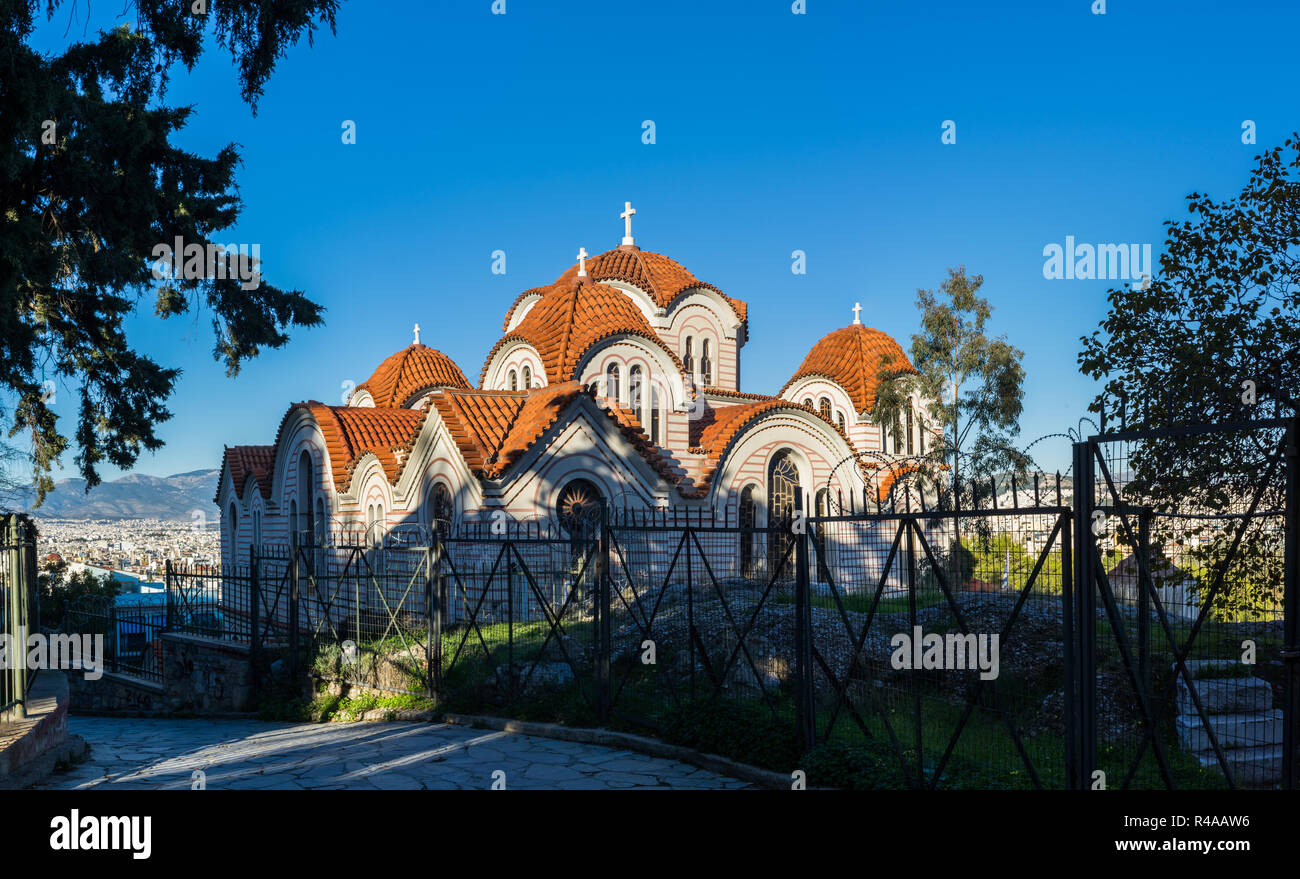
[1194,744,1283,788]
[1176,709,1282,752]
[1176,676,1273,715]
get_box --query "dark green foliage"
[659,699,802,772]
[1,1,338,500]
[37,559,120,628]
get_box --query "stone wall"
[0,671,79,789]
[66,633,255,715]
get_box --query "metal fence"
[1,515,37,719]
[157,418,1296,789]
[61,596,166,683]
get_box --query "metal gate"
[1072,416,1297,789]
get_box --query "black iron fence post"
[432,536,444,698]
[1137,506,1152,706]
[164,559,174,632]
[793,492,816,752]
[1282,417,1299,790]
[249,547,261,702]
[1060,507,1077,789]
[289,538,300,684]
[597,512,612,722]
[1072,440,1098,788]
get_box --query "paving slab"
[31,717,752,791]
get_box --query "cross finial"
[576,247,588,277]
[851,302,862,325]
[620,201,636,246]
[413,322,421,344]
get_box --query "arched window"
[767,451,800,577]
[297,450,314,544]
[700,339,712,386]
[508,369,518,391]
[228,503,238,561]
[906,404,915,455]
[837,412,846,432]
[739,484,757,577]
[629,365,643,416]
[819,397,832,421]
[650,382,661,445]
[557,479,602,534]
[606,363,620,403]
[815,488,829,516]
[683,337,694,376]
[315,497,326,544]
[430,482,453,539]
[522,365,532,389]
[252,508,262,548]
[803,397,813,408]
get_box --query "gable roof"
[432,382,678,484]
[215,445,274,503]
[272,403,431,492]
[683,399,854,498]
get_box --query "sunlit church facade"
[216,205,936,567]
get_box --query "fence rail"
[1,515,37,720]
[154,418,1295,789]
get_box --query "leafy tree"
[2,0,338,503]
[875,267,1029,507]
[37,559,121,629]
[1079,137,1300,619]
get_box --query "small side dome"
[781,324,916,415]
[356,344,472,408]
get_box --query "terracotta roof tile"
[586,248,748,325]
[356,344,472,407]
[271,403,430,491]
[431,382,678,484]
[480,278,687,387]
[682,399,854,498]
[780,324,916,415]
[215,445,274,503]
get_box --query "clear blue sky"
[27,0,1300,484]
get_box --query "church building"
[215,204,934,564]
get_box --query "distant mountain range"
[9,469,220,521]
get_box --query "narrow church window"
[906,405,915,455]
[683,337,694,377]
[650,384,661,444]
[315,498,326,544]
[252,508,262,548]
[522,365,532,388]
[893,415,904,454]
[701,339,712,386]
[803,397,813,408]
[606,363,620,402]
[819,397,832,421]
[228,504,238,560]
[508,369,518,391]
[629,365,643,415]
[837,411,846,432]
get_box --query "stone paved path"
[34,717,750,790]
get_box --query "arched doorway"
[767,450,800,578]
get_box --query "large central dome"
[483,277,684,386]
